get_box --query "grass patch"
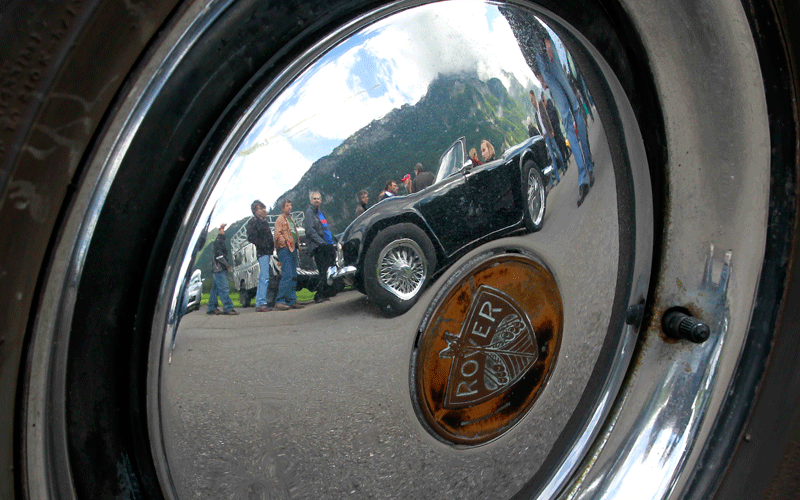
[296,288,315,303]
[201,292,243,307]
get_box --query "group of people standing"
[358,162,436,216]
[355,146,497,218]
[206,191,339,315]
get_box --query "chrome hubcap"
[377,238,427,300]
[17,0,780,499]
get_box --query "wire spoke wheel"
[377,238,428,300]
[527,168,544,227]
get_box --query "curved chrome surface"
[559,0,769,499]
[377,238,428,300]
[17,0,771,498]
[152,2,653,499]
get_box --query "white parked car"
[184,269,202,312]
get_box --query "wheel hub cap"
[379,240,426,299]
[414,253,562,445]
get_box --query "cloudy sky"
[208,1,543,227]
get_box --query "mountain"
[272,73,533,234]
[503,69,540,118]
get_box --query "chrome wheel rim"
[377,238,427,300]
[527,168,544,227]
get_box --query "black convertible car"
[341,135,551,315]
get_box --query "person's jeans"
[544,134,564,182]
[536,49,594,188]
[276,247,297,305]
[572,104,594,175]
[255,254,271,307]
[208,270,234,312]
[563,107,594,187]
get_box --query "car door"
[461,157,524,240]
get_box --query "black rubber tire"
[522,160,546,232]
[363,223,437,316]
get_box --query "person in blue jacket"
[305,191,337,303]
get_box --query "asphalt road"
[160,116,623,500]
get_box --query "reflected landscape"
[155,2,648,499]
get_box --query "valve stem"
[662,309,711,343]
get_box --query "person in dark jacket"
[305,191,337,302]
[378,180,398,201]
[480,139,496,162]
[545,96,570,165]
[355,190,369,217]
[534,90,564,182]
[246,200,275,312]
[208,223,238,315]
[411,163,434,192]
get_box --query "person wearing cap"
[246,200,274,312]
[401,173,412,194]
[207,223,238,315]
[411,163,434,192]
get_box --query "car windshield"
[435,140,465,184]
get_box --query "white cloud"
[261,1,539,145]
[263,44,414,144]
[363,2,539,96]
[210,134,312,226]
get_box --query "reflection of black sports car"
[341,136,551,315]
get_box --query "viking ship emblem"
[439,285,539,408]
